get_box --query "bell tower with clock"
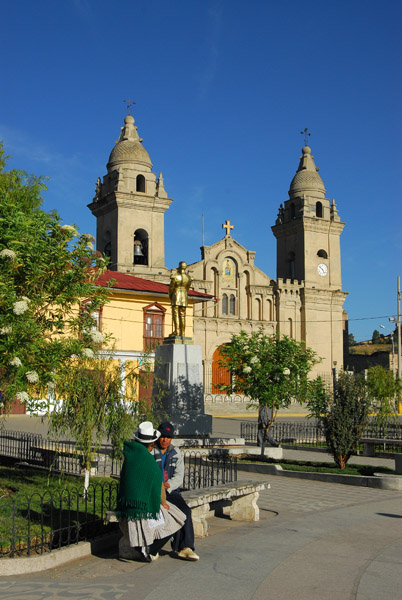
[271,140,347,375]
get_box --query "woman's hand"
[162,502,170,510]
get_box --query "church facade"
[89,113,347,391]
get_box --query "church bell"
[134,239,144,257]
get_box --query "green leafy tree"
[49,353,156,493]
[348,333,356,347]
[372,329,381,345]
[218,329,319,437]
[0,144,110,414]
[307,371,371,469]
[366,365,401,429]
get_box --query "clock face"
[317,263,328,277]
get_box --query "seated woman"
[115,421,186,562]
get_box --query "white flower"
[13,300,29,315]
[26,370,39,383]
[0,326,12,335]
[0,249,17,260]
[89,330,104,344]
[250,356,259,365]
[243,365,252,374]
[283,368,290,376]
[16,391,29,404]
[9,357,22,367]
[82,348,95,359]
[60,224,77,235]
[82,234,95,243]
[47,381,55,393]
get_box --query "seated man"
[152,421,199,561]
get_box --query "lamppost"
[379,324,395,375]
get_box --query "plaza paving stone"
[1,476,402,600]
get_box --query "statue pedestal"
[153,340,212,436]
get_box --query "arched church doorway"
[211,346,231,393]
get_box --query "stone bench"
[106,480,269,558]
[361,438,402,474]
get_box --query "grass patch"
[238,456,395,476]
[0,466,118,557]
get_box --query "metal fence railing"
[0,481,118,558]
[240,420,402,454]
[0,431,238,487]
[183,451,237,489]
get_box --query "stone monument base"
[153,341,212,437]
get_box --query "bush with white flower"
[0,143,111,414]
[218,328,319,436]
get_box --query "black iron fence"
[0,481,118,558]
[240,420,402,454]
[183,451,237,489]
[0,431,238,487]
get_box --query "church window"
[143,303,166,350]
[317,249,328,259]
[316,202,323,218]
[222,294,228,315]
[136,174,146,193]
[288,251,295,279]
[290,203,296,219]
[288,317,293,338]
[229,294,236,315]
[133,229,148,265]
[255,298,262,321]
[267,299,273,321]
[103,231,111,259]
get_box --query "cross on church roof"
[123,97,136,115]
[300,127,311,146]
[222,220,234,236]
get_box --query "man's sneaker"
[150,553,159,561]
[177,547,199,561]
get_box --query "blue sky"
[1,0,401,342]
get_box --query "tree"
[0,144,109,414]
[366,365,401,429]
[372,329,381,345]
[48,353,156,493]
[307,371,371,469]
[218,329,319,437]
[348,333,356,347]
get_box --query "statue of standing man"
[169,261,193,337]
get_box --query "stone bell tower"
[272,143,347,374]
[88,113,173,278]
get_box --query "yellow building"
[95,270,212,401]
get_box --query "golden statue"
[169,261,193,337]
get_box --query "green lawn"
[238,456,395,476]
[0,466,118,557]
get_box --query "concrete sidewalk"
[1,474,402,600]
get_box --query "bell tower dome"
[272,142,348,374]
[272,144,344,289]
[88,113,173,277]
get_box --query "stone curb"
[237,461,402,490]
[0,531,120,577]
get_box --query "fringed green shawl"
[115,440,162,521]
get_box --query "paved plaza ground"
[1,474,402,600]
[1,415,402,599]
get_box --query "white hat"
[134,421,161,444]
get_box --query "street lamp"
[379,325,395,375]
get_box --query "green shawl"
[115,440,162,521]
